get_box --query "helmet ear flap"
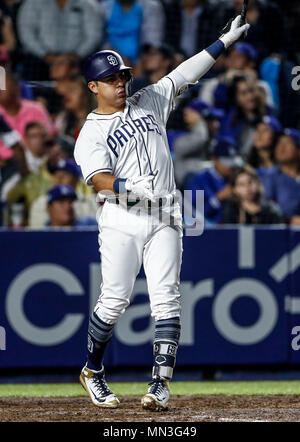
[123,70,132,82]
[125,75,133,96]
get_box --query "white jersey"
[74,70,187,197]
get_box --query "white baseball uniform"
[74,16,249,325]
[74,70,190,324]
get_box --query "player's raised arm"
[174,15,250,86]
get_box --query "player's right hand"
[125,174,156,202]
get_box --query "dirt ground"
[1,395,300,422]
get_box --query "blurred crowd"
[0,0,299,228]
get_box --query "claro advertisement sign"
[1,227,300,367]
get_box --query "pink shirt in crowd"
[0,99,56,152]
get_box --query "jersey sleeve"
[74,122,113,186]
[130,69,188,125]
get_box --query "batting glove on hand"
[220,15,250,49]
[125,174,156,202]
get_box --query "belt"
[115,196,175,210]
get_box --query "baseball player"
[75,15,249,411]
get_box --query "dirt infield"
[1,395,300,422]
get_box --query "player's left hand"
[220,15,250,49]
[125,174,156,202]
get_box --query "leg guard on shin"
[152,317,181,381]
[86,312,114,371]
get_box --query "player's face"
[88,71,130,108]
[234,173,258,202]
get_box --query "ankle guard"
[152,339,178,380]
[87,312,114,370]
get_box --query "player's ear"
[87,81,98,95]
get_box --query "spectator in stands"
[0,113,23,226]
[290,202,300,226]
[130,44,174,95]
[261,129,300,221]
[47,135,76,165]
[247,115,282,178]
[0,1,22,37]
[0,71,56,150]
[0,6,16,52]
[221,165,283,224]
[200,42,273,109]
[185,136,243,224]
[23,122,49,173]
[46,184,97,228]
[5,134,77,227]
[100,0,164,64]
[163,0,223,58]
[29,158,97,228]
[17,0,102,80]
[0,44,34,100]
[54,76,96,139]
[220,0,288,61]
[218,75,270,158]
[173,98,224,187]
[33,54,82,121]
[49,53,81,95]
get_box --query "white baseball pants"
[94,200,183,324]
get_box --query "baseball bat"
[240,0,249,25]
[220,0,249,36]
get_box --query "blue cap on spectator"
[261,115,282,134]
[283,128,300,147]
[186,98,224,120]
[212,136,243,167]
[47,185,77,205]
[233,42,257,61]
[52,159,81,178]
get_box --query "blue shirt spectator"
[101,0,164,64]
[173,99,224,187]
[218,76,272,157]
[46,185,97,227]
[185,137,243,224]
[247,115,282,179]
[262,166,300,220]
[261,129,300,219]
[105,0,142,63]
